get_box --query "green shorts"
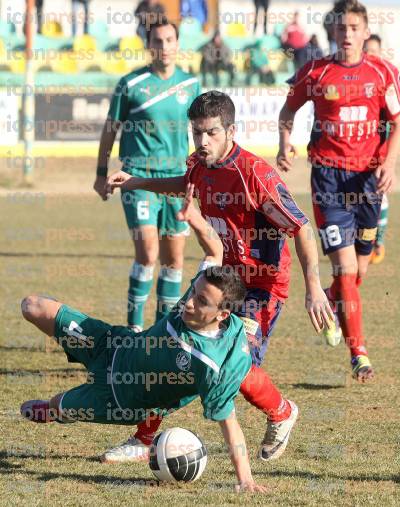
[54,304,147,425]
[120,186,189,236]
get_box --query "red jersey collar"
[206,142,241,170]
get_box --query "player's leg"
[21,294,62,336]
[121,189,160,330]
[371,193,388,264]
[158,235,185,320]
[21,299,117,423]
[237,290,298,460]
[21,392,65,423]
[156,194,188,322]
[100,412,162,463]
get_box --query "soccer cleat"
[323,288,342,347]
[259,400,298,461]
[100,437,150,464]
[351,355,374,382]
[20,399,56,423]
[128,325,143,333]
[370,245,385,265]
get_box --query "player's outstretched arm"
[219,413,267,493]
[105,171,186,197]
[294,223,334,333]
[94,118,120,201]
[176,183,223,265]
[277,102,298,172]
[376,115,400,193]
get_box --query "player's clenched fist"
[104,170,137,195]
[93,175,108,201]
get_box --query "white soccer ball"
[149,427,207,482]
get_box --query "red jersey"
[184,143,309,301]
[286,54,400,172]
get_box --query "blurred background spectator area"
[0,0,399,87]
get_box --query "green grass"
[0,192,399,506]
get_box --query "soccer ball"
[149,427,207,482]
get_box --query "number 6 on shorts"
[137,200,150,220]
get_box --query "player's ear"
[227,123,236,141]
[216,309,230,322]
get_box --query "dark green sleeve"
[108,78,129,123]
[196,367,238,421]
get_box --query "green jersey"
[111,273,252,422]
[108,65,201,177]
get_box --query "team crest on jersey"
[176,351,191,371]
[176,88,189,105]
[216,193,228,209]
[324,85,340,100]
[139,86,151,96]
[364,83,375,98]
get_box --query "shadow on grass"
[0,465,159,487]
[0,346,64,353]
[0,367,84,376]
[290,383,346,390]
[0,252,200,261]
[251,469,400,483]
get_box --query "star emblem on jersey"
[324,85,340,100]
[176,351,191,371]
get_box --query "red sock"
[330,274,367,357]
[240,365,291,423]
[134,413,163,445]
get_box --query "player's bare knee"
[21,295,42,321]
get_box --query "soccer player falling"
[19,194,267,493]
[105,91,333,464]
[277,0,400,381]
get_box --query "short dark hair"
[333,0,368,26]
[367,33,381,46]
[188,91,235,129]
[147,16,179,45]
[203,266,246,312]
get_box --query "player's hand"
[277,144,297,172]
[93,175,108,201]
[305,285,335,333]
[176,183,195,222]
[105,170,134,196]
[375,162,396,193]
[235,481,268,493]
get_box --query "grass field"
[0,167,399,506]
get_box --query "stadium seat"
[51,52,78,73]
[73,34,97,53]
[0,19,16,37]
[258,34,281,51]
[41,21,63,37]
[119,36,145,53]
[177,50,202,74]
[102,50,150,74]
[88,20,109,38]
[226,23,247,38]
[179,17,209,51]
